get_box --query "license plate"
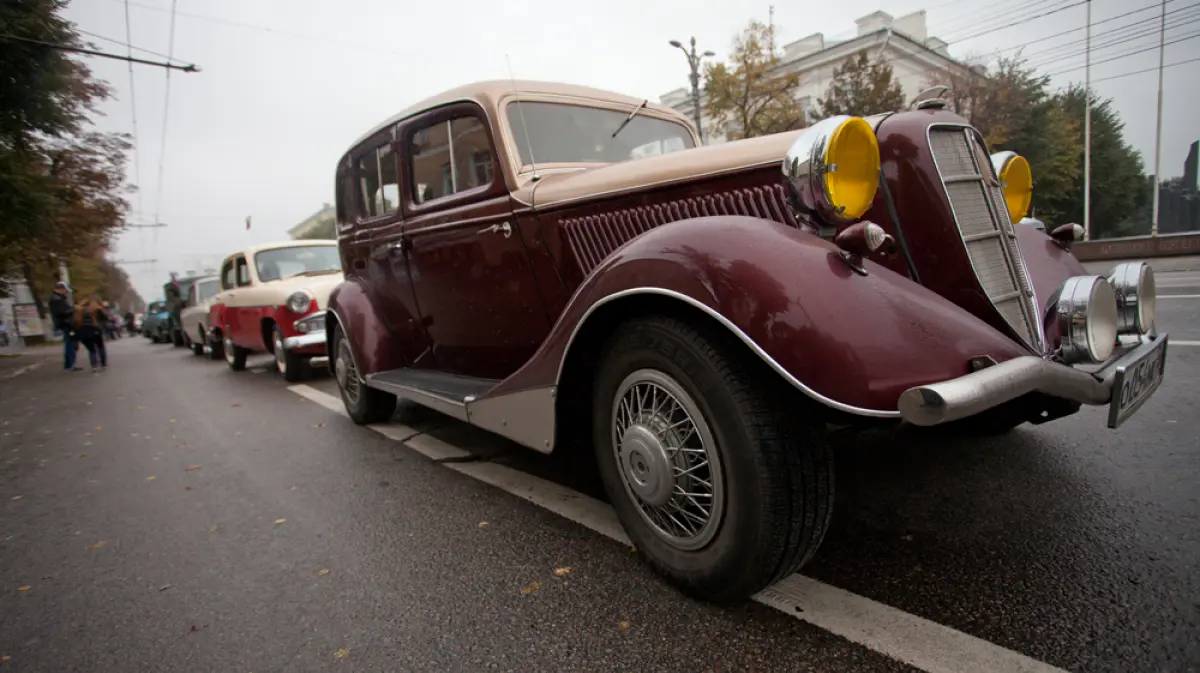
[1107,335,1168,429]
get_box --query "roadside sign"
[12,303,44,337]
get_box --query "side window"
[357,142,399,219]
[221,261,236,291]
[411,115,494,204]
[235,257,251,287]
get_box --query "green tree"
[817,50,906,117]
[703,20,806,140]
[0,0,130,314]
[1045,86,1149,239]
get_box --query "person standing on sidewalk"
[49,282,80,372]
[74,296,108,372]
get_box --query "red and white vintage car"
[208,240,342,381]
[321,81,1167,601]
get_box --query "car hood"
[519,130,804,209]
[263,272,344,308]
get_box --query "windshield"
[197,279,219,302]
[148,301,166,314]
[506,101,694,166]
[254,245,340,283]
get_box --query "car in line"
[141,301,171,343]
[180,275,220,357]
[321,80,1166,602]
[208,240,342,381]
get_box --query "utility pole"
[1083,0,1092,240]
[1151,0,1166,237]
[669,37,715,144]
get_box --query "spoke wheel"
[336,340,362,407]
[612,369,723,551]
[332,324,394,424]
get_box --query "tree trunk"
[21,259,46,318]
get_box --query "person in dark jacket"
[49,282,80,372]
[74,296,108,372]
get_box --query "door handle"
[477,221,512,239]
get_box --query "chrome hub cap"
[274,334,286,373]
[223,337,234,363]
[612,369,723,551]
[336,343,360,405]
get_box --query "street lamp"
[669,37,715,144]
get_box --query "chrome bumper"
[282,332,326,350]
[897,334,1167,426]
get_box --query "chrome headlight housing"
[293,310,326,334]
[286,290,313,314]
[1057,275,1119,364]
[783,115,881,225]
[1107,261,1156,335]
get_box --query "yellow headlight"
[823,118,881,220]
[990,151,1032,223]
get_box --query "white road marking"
[287,385,1067,673]
[1159,294,1200,299]
[1170,340,1200,347]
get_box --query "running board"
[365,369,498,422]
[363,368,557,454]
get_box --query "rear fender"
[326,280,404,377]
[490,215,1028,415]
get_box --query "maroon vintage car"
[322,80,1166,601]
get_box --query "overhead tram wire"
[1088,55,1200,82]
[1043,30,1200,75]
[1022,5,1200,67]
[121,0,145,266]
[0,34,196,71]
[151,0,181,275]
[77,28,183,63]
[984,0,1183,58]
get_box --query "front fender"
[492,215,1029,415]
[326,279,404,376]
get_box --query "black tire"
[207,330,224,361]
[272,325,308,383]
[172,329,186,348]
[332,325,395,424]
[592,315,834,602]
[223,334,248,371]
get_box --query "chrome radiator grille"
[928,126,1043,352]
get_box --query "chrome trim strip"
[555,287,902,418]
[364,374,469,422]
[282,332,327,350]
[926,123,1044,354]
[898,333,1167,427]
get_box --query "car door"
[211,258,238,343]
[345,129,432,367]
[399,104,549,380]
[224,255,255,348]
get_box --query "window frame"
[220,259,237,291]
[351,128,403,226]
[234,257,252,287]
[399,102,503,217]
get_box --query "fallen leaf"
[204,525,219,533]
[87,541,106,550]
[630,545,637,553]
[146,475,156,482]
[16,586,30,592]
[159,584,172,592]
[40,575,52,580]
[312,423,325,428]
[231,403,241,407]
[274,518,287,526]
[477,521,489,528]
[184,486,193,491]
[900,534,914,542]
[619,620,631,631]
[553,567,571,576]
[317,568,330,576]
[333,648,349,659]
[0,654,10,662]
[10,496,21,501]
[519,581,541,595]
[169,419,176,424]
[175,443,187,448]
[185,465,200,472]
[79,453,87,458]
[131,433,139,438]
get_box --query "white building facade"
[661,10,973,144]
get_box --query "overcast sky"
[61,0,1199,302]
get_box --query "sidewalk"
[0,343,61,380]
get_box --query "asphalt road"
[1,277,1197,672]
